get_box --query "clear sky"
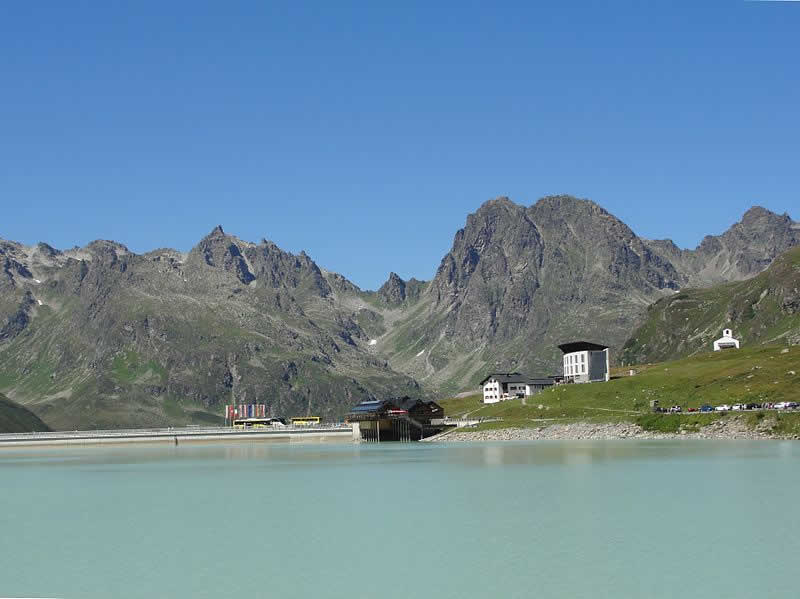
[1,1,798,290]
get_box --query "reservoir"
[1,440,798,598]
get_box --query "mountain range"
[621,246,800,364]
[1,195,798,429]
[378,198,799,390]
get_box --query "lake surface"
[1,440,799,598]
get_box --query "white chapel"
[713,329,740,351]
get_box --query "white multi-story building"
[558,341,609,384]
[713,329,740,351]
[479,373,556,404]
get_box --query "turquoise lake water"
[1,439,799,598]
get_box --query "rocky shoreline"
[438,417,794,442]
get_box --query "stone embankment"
[441,417,790,442]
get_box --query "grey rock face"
[1,241,34,288]
[376,273,427,306]
[644,206,800,286]
[382,196,797,391]
[190,226,256,285]
[783,291,800,316]
[0,230,420,430]
[0,195,795,428]
[621,246,800,364]
[0,291,34,342]
[378,273,406,305]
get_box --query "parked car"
[669,405,682,413]
[687,407,698,412]
[787,402,799,409]
[775,402,789,410]
[745,403,760,410]
[732,404,744,411]
[716,405,731,412]
[700,405,714,413]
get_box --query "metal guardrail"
[0,424,352,443]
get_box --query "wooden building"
[346,397,444,442]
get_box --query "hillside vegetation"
[381,200,798,393]
[0,231,421,430]
[0,392,50,433]
[440,344,800,435]
[1,197,797,429]
[621,247,800,365]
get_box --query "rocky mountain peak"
[741,205,777,225]
[2,197,798,429]
[86,240,130,258]
[34,242,60,258]
[461,197,529,240]
[242,240,330,297]
[378,272,407,305]
[470,196,524,222]
[189,228,255,284]
[688,206,800,284]
[726,206,796,236]
[531,194,605,212]
[0,229,420,430]
[395,194,690,391]
[478,196,515,211]
[431,197,542,303]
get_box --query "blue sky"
[1,1,798,289]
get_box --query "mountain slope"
[620,246,800,364]
[379,196,684,391]
[378,197,798,392]
[0,229,421,430]
[0,392,50,433]
[2,196,796,428]
[644,206,800,286]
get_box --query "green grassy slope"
[440,344,800,434]
[0,392,50,433]
[621,247,800,365]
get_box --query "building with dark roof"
[346,397,443,442]
[479,372,555,404]
[558,341,609,384]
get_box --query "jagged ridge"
[378,196,798,392]
[1,195,796,428]
[0,229,421,430]
[621,246,800,364]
